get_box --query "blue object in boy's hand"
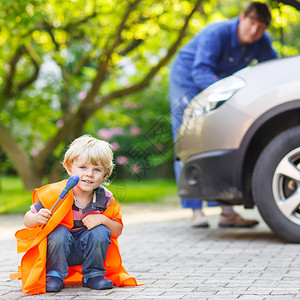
[59,175,80,199]
[50,175,80,212]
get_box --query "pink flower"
[97,128,124,140]
[116,156,128,165]
[30,149,39,157]
[123,100,141,109]
[97,129,113,140]
[123,100,132,109]
[56,119,64,128]
[78,91,87,101]
[130,164,141,174]
[155,144,164,151]
[130,125,141,136]
[110,127,124,136]
[111,142,120,151]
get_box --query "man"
[169,1,278,227]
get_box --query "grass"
[108,179,178,204]
[0,176,178,214]
[0,176,33,214]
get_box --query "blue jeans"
[46,224,111,283]
[169,79,219,210]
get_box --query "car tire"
[252,126,300,243]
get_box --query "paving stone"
[2,205,300,299]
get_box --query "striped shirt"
[30,185,113,231]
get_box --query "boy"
[13,135,141,294]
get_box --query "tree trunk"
[0,123,43,189]
[48,161,65,183]
[20,166,44,190]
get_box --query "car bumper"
[178,149,243,204]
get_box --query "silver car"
[175,55,300,242]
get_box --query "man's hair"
[244,1,272,26]
[63,134,114,177]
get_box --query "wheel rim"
[272,147,300,225]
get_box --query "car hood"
[227,55,300,120]
[235,55,300,80]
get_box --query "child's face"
[66,156,107,193]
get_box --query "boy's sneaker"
[82,276,113,290]
[46,276,64,292]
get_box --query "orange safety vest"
[10,180,143,294]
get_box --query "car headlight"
[184,75,246,121]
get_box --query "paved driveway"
[1,204,300,299]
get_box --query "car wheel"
[252,126,300,242]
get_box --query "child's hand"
[36,208,52,225]
[82,214,106,230]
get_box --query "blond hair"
[63,135,114,177]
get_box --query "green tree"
[86,70,174,181]
[1,0,299,190]
[0,0,203,189]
